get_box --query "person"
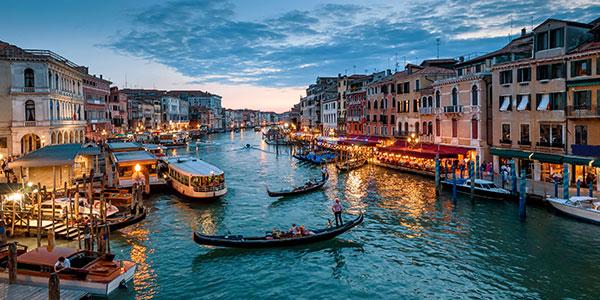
[300,225,313,236]
[327,219,333,228]
[321,166,328,181]
[288,224,297,235]
[294,226,302,237]
[332,199,343,226]
[54,256,71,272]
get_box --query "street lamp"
[134,163,141,173]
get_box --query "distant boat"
[336,158,367,172]
[164,156,227,199]
[547,196,600,224]
[193,213,363,248]
[441,178,513,200]
[267,174,328,197]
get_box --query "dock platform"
[0,281,88,300]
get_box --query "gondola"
[193,213,363,248]
[266,175,328,197]
[336,159,367,172]
[106,208,147,232]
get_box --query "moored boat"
[547,196,600,223]
[336,159,367,172]
[441,178,513,200]
[193,213,363,248]
[0,245,137,296]
[164,156,227,199]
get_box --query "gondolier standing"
[321,166,328,181]
[332,199,343,226]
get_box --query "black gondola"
[266,175,328,197]
[336,159,367,172]
[106,208,147,232]
[193,213,363,248]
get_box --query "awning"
[490,148,533,159]
[9,144,100,168]
[531,153,563,164]
[562,155,595,166]
[378,142,472,159]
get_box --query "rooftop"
[112,150,157,164]
[165,156,224,176]
[9,144,100,168]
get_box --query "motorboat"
[164,156,227,199]
[441,178,513,200]
[547,196,600,223]
[0,245,136,296]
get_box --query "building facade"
[0,41,86,156]
[161,95,189,129]
[108,86,128,134]
[79,67,112,142]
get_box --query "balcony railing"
[419,107,433,115]
[443,105,463,113]
[565,105,600,118]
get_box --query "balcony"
[443,105,463,114]
[419,107,433,115]
[565,105,600,119]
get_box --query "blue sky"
[2,0,599,112]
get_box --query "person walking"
[332,199,343,226]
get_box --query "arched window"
[415,122,420,134]
[49,100,53,120]
[422,97,427,108]
[428,96,433,107]
[57,132,63,144]
[404,122,409,134]
[392,97,396,108]
[422,121,427,135]
[25,100,35,121]
[471,85,478,106]
[428,121,433,136]
[24,68,35,88]
[367,101,371,109]
[451,87,458,106]
[435,90,441,108]
[51,132,56,144]
[380,99,384,110]
[55,74,59,89]
[374,100,378,109]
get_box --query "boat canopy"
[166,156,224,176]
[112,151,157,166]
[17,247,79,268]
[107,142,143,152]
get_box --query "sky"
[1,0,599,112]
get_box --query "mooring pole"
[576,179,581,196]
[554,180,559,197]
[511,160,517,195]
[8,242,17,283]
[435,156,440,196]
[519,170,527,221]
[469,161,475,200]
[563,163,569,200]
[49,272,60,300]
[475,155,480,179]
[452,164,457,203]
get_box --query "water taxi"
[441,178,513,200]
[0,245,137,296]
[547,196,600,223]
[164,156,227,199]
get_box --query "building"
[160,95,189,130]
[78,67,112,142]
[490,18,597,183]
[0,41,86,157]
[108,86,128,134]
[121,89,165,130]
[300,77,337,132]
[345,76,370,135]
[167,90,223,130]
[365,70,395,137]
[321,92,338,135]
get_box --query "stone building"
[300,77,337,132]
[108,86,128,134]
[167,90,222,130]
[121,89,164,130]
[0,41,86,157]
[345,75,371,135]
[78,66,112,142]
[161,95,189,129]
[365,70,395,137]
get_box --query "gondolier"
[321,166,328,181]
[332,199,343,226]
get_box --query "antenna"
[395,52,398,72]
[436,38,440,59]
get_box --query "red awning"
[339,134,388,146]
[378,142,472,159]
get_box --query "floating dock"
[0,280,88,300]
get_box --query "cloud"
[107,0,600,88]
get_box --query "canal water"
[108,130,600,299]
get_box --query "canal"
[109,130,600,299]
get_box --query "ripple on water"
[107,132,600,300]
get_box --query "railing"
[565,105,600,118]
[443,105,464,113]
[193,183,226,193]
[419,107,433,115]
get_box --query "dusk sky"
[2,0,599,112]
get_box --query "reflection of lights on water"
[121,228,158,300]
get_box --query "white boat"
[0,245,136,297]
[42,197,120,218]
[547,196,600,223]
[441,178,513,200]
[164,156,227,199]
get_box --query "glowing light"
[27,182,33,187]
[134,164,141,172]
[6,192,23,202]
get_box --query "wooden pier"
[0,280,88,300]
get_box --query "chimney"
[100,74,103,79]
[386,69,391,76]
[521,28,526,36]
[459,56,465,62]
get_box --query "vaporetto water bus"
[164,156,227,199]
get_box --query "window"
[25,100,35,121]
[403,82,410,93]
[412,99,417,112]
[397,84,402,94]
[536,31,548,51]
[422,97,427,108]
[428,96,433,107]
[573,90,592,109]
[539,124,563,147]
[0,137,8,148]
[471,119,478,139]
[415,80,420,91]
[549,28,564,49]
[571,59,591,77]
[367,101,371,109]
[536,93,565,111]
[471,85,478,105]
[520,124,530,144]
[422,121,427,135]
[374,100,378,109]
[452,119,457,137]
[428,121,433,136]
[435,91,440,108]
[415,122,420,134]
[476,64,482,73]
[435,119,440,137]
[391,84,395,93]
[457,69,463,76]
[575,125,587,145]
[451,88,458,105]
[24,68,35,88]
[500,70,512,84]
[517,68,531,82]
[537,63,565,80]
[551,63,565,79]
[501,124,511,142]
[499,96,512,111]
[517,95,530,111]
[404,122,408,134]
[597,57,600,75]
